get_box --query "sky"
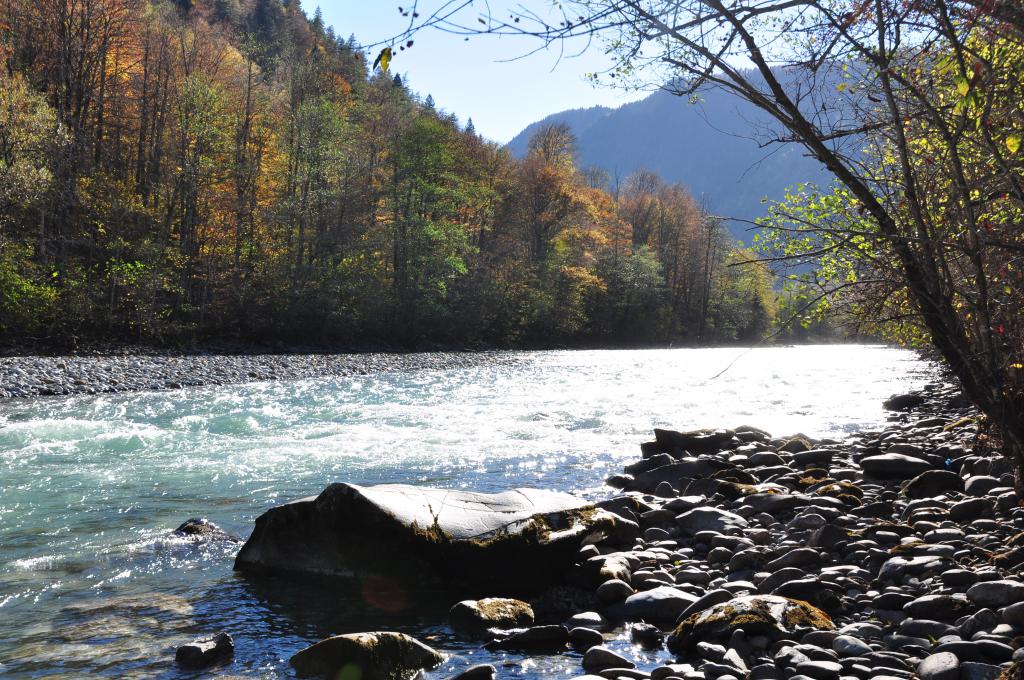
[318,3,649,143]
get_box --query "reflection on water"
[0,346,932,677]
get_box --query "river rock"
[832,635,871,657]
[964,476,1001,496]
[917,652,959,680]
[582,645,635,672]
[902,470,963,498]
[174,518,240,542]
[904,594,974,621]
[630,622,664,648]
[569,627,604,650]
[450,598,533,634]
[596,579,634,604]
[860,454,932,479]
[884,393,926,411]
[959,662,1003,680]
[234,483,636,594]
[290,632,443,680]
[950,497,994,521]
[967,580,1024,608]
[447,664,497,680]
[667,595,834,652]
[483,625,569,651]
[175,632,234,669]
[676,507,748,534]
[607,586,699,625]
[653,428,735,455]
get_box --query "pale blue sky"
[318,3,648,143]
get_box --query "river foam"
[0,345,932,677]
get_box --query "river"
[0,345,932,678]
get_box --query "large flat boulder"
[234,483,637,594]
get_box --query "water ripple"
[0,346,932,678]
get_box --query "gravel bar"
[0,351,526,400]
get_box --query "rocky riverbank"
[0,350,522,400]
[246,378,1024,680]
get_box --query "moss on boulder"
[450,598,534,635]
[290,631,443,680]
[667,595,834,653]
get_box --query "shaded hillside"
[507,88,833,236]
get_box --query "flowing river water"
[0,345,933,678]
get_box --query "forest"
[0,0,787,350]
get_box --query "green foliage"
[0,72,64,219]
[0,243,58,335]
[0,0,787,349]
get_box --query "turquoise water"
[0,346,931,678]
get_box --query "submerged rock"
[483,624,569,651]
[450,598,534,635]
[175,632,234,669]
[234,483,637,594]
[290,631,443,680]
[446,664,497,680]
[174,518,240,542]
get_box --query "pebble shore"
[438,380,1023,680]
[0,350,522,400]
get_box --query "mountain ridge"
[506,87,832,236]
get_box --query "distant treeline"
[0,0,800,349]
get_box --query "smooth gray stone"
[607,585,699,625]
[794,660,842,680]
[902,470,962,498]
[832,635,872,657]
[675,588,733,623]
[958,662,1002,680]
[860,454,932,479]
[749,664,784,680]
[581,645,635,672]
[877,556,953,583]
[596,578,635,604]
[967,580,1024,608]
[447,665,498,680]
[1001,600,1024,627]
[566,611,606,630]
[568,627,603,650]
[931,641,992,662]
[903,594,973,621]
[675,506,749,534]
[949,498,994,521]
[766,548,820,571]
[916,652,959,680]
[594,669,650,680]
[964,476,1001,496]
[650,664,697,680]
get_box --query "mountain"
[507,87,833,237]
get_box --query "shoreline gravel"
[0,351,526,400]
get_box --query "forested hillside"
[0,0,779,349]
[506,89,831,228]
